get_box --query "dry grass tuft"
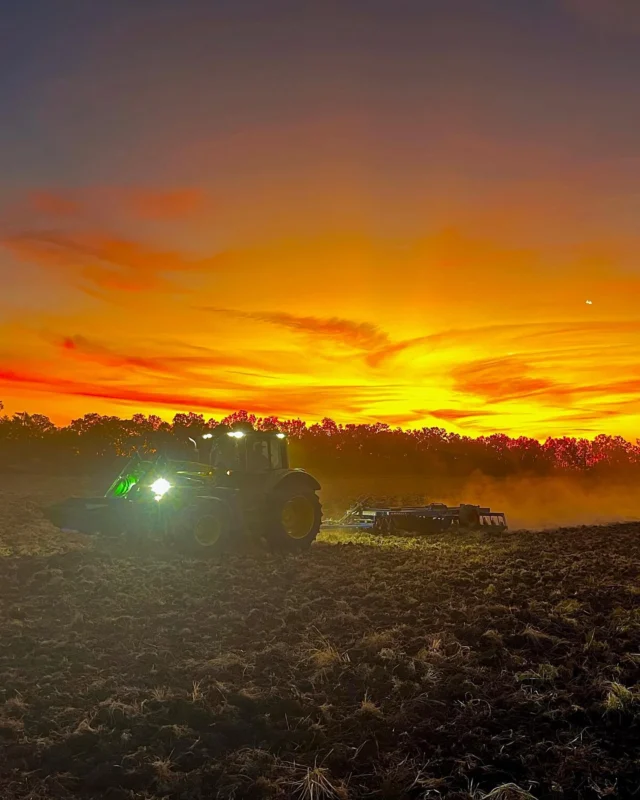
[3,696,27,712]
[482,629,503,646]
[603,682,635,712]
[482,784,538,800]
[151,756,175,781]
[288,765,347,800]
[358,693,383,717]
[516,663,559,683]
[554,598,582,615]
[309,643,347,670]
[359,628,400,651]
[150,686,172,702]
[522,626,554,646]
[73,717,101,734]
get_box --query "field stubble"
[0,474,638,799]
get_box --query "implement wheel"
[459,504,481,530]
[266,489,322,551]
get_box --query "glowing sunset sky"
[1,0,640,438]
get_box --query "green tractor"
[45,429,322,552]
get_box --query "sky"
[0,0,639,439]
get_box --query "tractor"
[45,429,322,552]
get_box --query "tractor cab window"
[246,437,285,471]
[269,440,284,469]
[211,437,241,471]
[249,440,271,471]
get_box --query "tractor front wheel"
[174,497,231,556]
[266,490,322,551]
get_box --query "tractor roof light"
[276,432,286,439]
[227,430,245,438]
[202,433,213,439]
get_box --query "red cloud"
[451,356,558,403]
[0,367,261,413]
[0,366,388,418]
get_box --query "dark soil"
[0,488,638,798]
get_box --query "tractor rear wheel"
[175,497,231,556]
[266,489,322,551]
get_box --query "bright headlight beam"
[227,430,245,438]
[150,478,171,499]
[276,432,286,439]
[202,433,213,439]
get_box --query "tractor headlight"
[150,478,172,500]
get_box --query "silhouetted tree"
[0,405,638,479]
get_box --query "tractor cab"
[205,430,289,473]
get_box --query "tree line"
[0,402,638,478]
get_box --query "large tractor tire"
[266,489,322,552]
[175,497,231,556]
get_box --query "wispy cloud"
[3,230,221,295]
[450,353,640,408]
[207,308,391,351]
[450,356,560,403]
[0,364,393,419]
[55,333,305,377]
[25,191,81,217]
[19,187,210,221]
[430,408,493,423]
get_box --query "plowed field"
[0,476,638,799]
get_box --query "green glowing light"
[112,475,137,496]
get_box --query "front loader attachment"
[45,496,129,535]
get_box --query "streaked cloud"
[430,409,493,423]
[55,333,307,377]
[207,308,391,351]
[2,230,221,295]
[26,191,81,217]
[18,187,210,221]
[0,364,394,419]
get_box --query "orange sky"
[1,2,639,440]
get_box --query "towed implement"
[45,429,322,552]
[323,501,507,534]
